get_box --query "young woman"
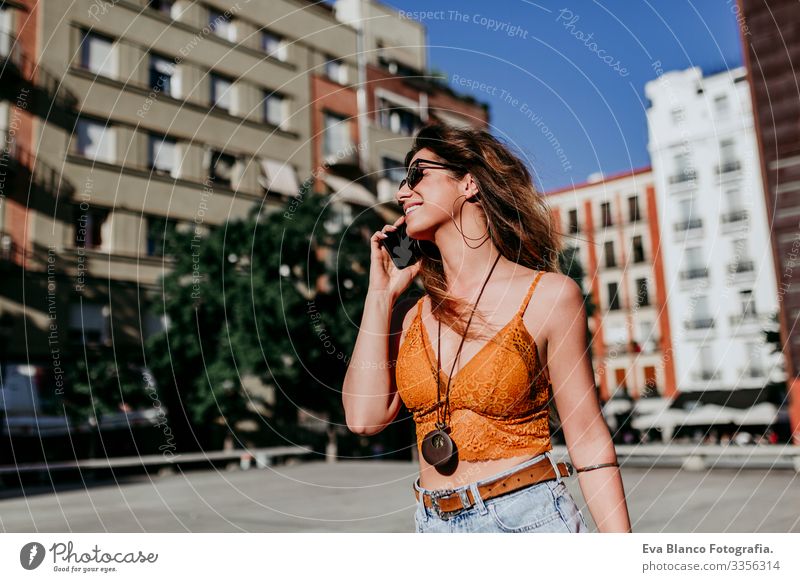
[342,123,632,533]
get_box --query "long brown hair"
[405,122,563,339]
[405,122,566,433]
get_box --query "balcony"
[737,366,766,380]
[715,160,742,174]
[674,218,703,232]
[684,317,715,330]
[679,267,708,280]
[721,209,749,233]
[729,310,760,327]
[727,260,755,274]
[721,209,748,224]
[690,370,721,382]
[669,169,697,185]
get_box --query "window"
[148,133,178,177]
[632,235,645,263]
[148,0,176,17]
[604,240,616,268]
[714,94,729,116]
[685,246,704,270]
[639,321,656,352]
[601,202,613,227]
[377,97,420,136]
[74,204,109,250]
[676,196,701,231]
[730,238,754,274]
[146,215,178,257]
[149,53,175,95]
[208,8,235,42]
[324,201,353,235]
[725,187,744,211]
[628,195,641,222]
[568,209,579,233]
[80,30,116,78]
[696,296,711,320]
[745,341,763,376]
[720,138,736,163]
[697,345,714,377]
[739,289,756,317]
[262,30,287,61]
[607,281,621,311]
[263,91,288,128]
[206,149,237,187]
[322,111,352,159]
[675,152,690,172]
[210,73,234,112]
[718,139,740,173]
[324,57,347,84]
[76,118,116,163]
[636,278,649,307]
[69,303,110,345]
[381,156,406,184]
[686,296,714,331]
[679,197,694,221]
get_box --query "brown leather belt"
[414,457,574,520]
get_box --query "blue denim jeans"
[413,450,590,533]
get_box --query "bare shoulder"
[527,271,586,341]
[536,271,584,307]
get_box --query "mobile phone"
[380,222,421,269]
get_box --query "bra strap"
[518,270,546,317]
[416,295,425,318]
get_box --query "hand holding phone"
[379,222,421,270]
[368,216,422,298]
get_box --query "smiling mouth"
[405,203,422,215]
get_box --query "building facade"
[546,168,674,407]
[645,66,782,415]
[738,0,800,444]
[0,0,487,425]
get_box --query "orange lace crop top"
[395,271,553,462]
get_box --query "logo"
[392,235,416,267]
[20,542,46,570]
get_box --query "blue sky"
[376,0,744,192]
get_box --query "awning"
[259,158,300,196]
[603,399,633,416]
[322,173,376,207]
[631,403,779,430]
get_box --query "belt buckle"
[564,461,575,476]
[428,488,464,520]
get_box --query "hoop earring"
[452,194,491,250]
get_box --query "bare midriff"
[418,453,540,490]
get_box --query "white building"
[645,66,782,405]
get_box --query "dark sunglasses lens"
[408,166,422,188]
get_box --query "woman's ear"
[463,172,480,203]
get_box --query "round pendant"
[421,428,457,469]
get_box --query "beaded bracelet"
[575,461,619,473]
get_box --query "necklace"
[420,252,503,471]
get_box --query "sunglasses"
[398,158,465,191]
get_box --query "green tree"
[144,184,386,453]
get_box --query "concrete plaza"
[0,460,797,532]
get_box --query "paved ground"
[0,460,798,532]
